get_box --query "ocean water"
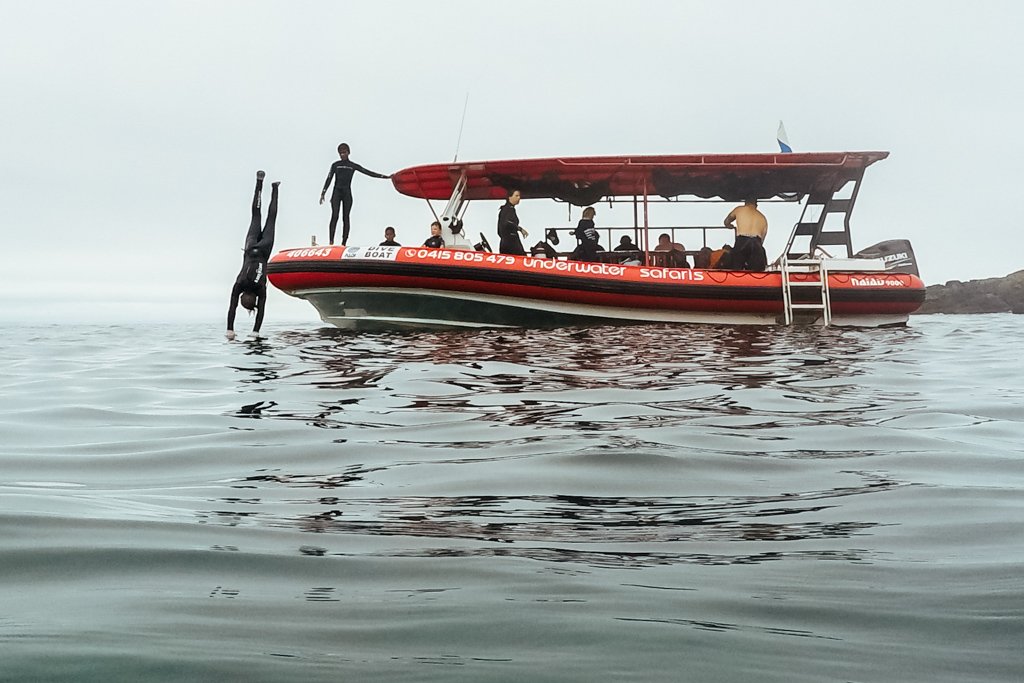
[1,315,1022,682]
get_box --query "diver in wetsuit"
[569,206,603,262]
[319,143,390,246]
[227,171,279,340]
[497,188,528,255]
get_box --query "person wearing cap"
[723,198,768,271]
[319,142,391,246]
[227,170,279,340]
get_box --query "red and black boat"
[268,152,925,330]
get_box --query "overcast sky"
[3,1,1022,323]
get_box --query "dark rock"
[916,269,1024,314]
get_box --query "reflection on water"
[236,400,277,417]
[198,473,898,568]
[615,616,843,640]
[206,324,933,570]
[5,318,1022,682]
[232,324,925,435]
[270,323,916,390]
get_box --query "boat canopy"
[390,152,889,205]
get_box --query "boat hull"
[268,246,926,330]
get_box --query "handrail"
[544,224,735,250]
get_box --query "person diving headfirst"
[227,171,278,340]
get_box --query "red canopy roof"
[391,151,889,205]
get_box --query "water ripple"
[1,317,1023,682]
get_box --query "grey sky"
[2,1,1021,322]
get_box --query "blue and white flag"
[777,121,792,153]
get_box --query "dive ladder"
[781,257,832,325]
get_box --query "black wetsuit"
[569,218,603,262]
[423,235,444,248]
[379,239,401,246]
[228,178,277,334]
[730,234,767,271]
[322,158,388,245]
[497,201,526,255]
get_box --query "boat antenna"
[453,93,470,162]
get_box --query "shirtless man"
[653,233,688,267]
[653,233,685,253]
[723,199,768,271]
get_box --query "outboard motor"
[852,239,919,276]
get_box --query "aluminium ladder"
[781,257,832,325]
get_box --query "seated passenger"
[614,235,639,251]
[709,244,732,269]
[653,233,689,267]
[693,246,713,269]
[654,233,686,253]
[423,221,445,249]
[570,207,604,262]
[379,226,401,246]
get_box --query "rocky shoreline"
[915,270,1024,314]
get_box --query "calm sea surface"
[1,315,1022,682]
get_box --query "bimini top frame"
[390,151,890,259]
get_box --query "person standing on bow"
[497,188,528,255]
[227,171,279,340]
[723,198,768,271]
[319,142,391,246]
